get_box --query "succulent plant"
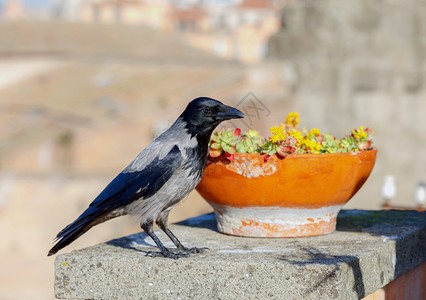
[235,130,264,153]
[208,113,374,161]
[209,129,240,158]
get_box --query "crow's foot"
[179,247,209,254]
[145,250,189,260]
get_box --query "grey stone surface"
[54,210,426,300]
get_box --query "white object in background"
[414,182,426,206]
[0,173,15,210]
[382,175,396,201]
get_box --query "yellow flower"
[269,126,286,143]
[301,137,322,153]
[270,126,281,135]
[353,126,367,139]
[287,129,303,142]
[285,112,299,127]
[308,128,320,137]
[269,135,280,143]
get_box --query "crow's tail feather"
[47,224,90,256]
[47,206,116,256]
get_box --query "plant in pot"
[196,112,377,238]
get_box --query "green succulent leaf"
[208,117,374,160]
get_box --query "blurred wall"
[267,0,426,208]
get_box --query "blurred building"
[1,0,25,20]
[52,0,282,64]
[0,0,52,19]
[78,0,171,29]
[185,0,281,63]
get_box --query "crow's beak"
[217,105,245,121]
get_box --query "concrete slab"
[53,210,426,299]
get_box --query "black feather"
[48,145,183,256]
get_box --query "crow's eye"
[203,106,212,114]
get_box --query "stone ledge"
[54,210,426,299]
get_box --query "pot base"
[212,204,342,238]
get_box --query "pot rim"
[209,148,378,161]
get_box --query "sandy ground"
[0,59,63,90]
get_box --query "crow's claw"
[145,250,189,260]
[181,247,209,254]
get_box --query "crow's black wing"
[90,145,183,210]
[48,145,183,255]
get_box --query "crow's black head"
[181,97,244,140]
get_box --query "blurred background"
[0,0,425,299]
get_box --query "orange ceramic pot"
[196,149,377,237]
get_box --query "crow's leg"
[140,219,188,259]
[156,210,208,254]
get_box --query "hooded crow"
[48,97,244,259]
